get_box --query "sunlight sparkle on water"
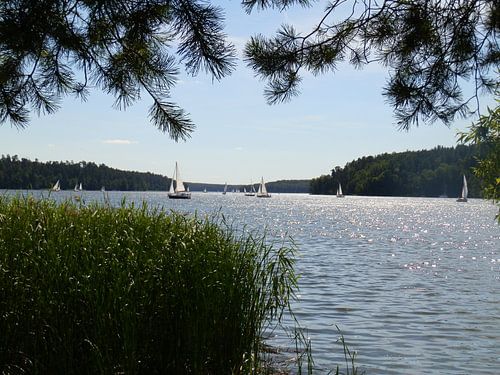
[7,191,500,375]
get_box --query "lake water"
[7,191,500,374]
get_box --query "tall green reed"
[0,196,298,374]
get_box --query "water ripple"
[9,191,500,374]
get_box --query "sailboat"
[336,182,344,198]
[456,175,468,202]
[51,180,61,192]
[168,162,191,199]
[244,183,256,196]
[256,177,271,198]
[222,183,227,195]
[74,182,83,192]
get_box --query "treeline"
[0,155,169,191]
[267,179,309,193]
[0,155,311,193]
[310,145,483,198]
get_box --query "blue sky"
[0,1,494,184]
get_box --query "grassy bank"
[0,196,297,374]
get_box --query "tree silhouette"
[0,0,236,140]
[245,0,499,129]
[1,1,497,137]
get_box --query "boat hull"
[456,197,468,202]
[257,194,271,198]
[168,193,191,199]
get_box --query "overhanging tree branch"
[245,0,499,128]
[0,0,235,140]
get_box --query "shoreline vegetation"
[0,156,309,194]
[310,145,482,198]
[0,144,481,197]
[0,195,300,374]
[0,195,362,374]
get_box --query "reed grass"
[0,196,298,374]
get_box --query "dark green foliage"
[245,1,499,129]
[2,1,497,136]
[0,196,297,374]
[0,0,236,140]
[310,145,482,198]
[265,179,309,193]
[0,156,312,193]
[459,98,500,220]
[0,156,169,190]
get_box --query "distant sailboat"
[256,177,271,198]
[245,183,256,196]
[168,162,191,199]
[336,182,344,198]
[51,180,61,192]
[456,175,468,202]
[101,186,106,192]
[74,182,83,192]
[222,183,227,195]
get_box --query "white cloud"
[102,139,138,145]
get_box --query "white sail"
[74,183,78,191]
[462,175,468,199]
[260,177,267,194]
[336,182,345,197]
[52,180,60,191]
[223,183,227,194]
[79,183,83,191]
[257,177,271,197]
[457,174,468,202]
[168,162,191,199]
[245,182,256,196]
[174,162,186,192]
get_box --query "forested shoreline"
[0,156,169,191]
[310,145,483,198]
[1,145,484,197]
[0,156,310,193]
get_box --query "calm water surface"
[10,191,500,374]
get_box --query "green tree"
[244,0,499,129]
[459,99,500,221]
[310,145,482,197]
[2,1,498,139]
[0,0,236,140]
